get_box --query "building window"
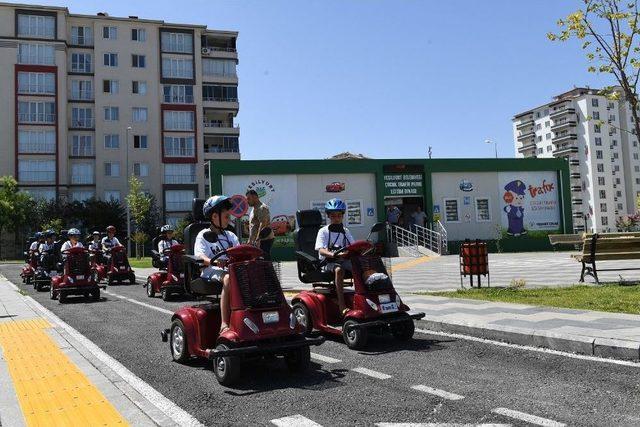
[545,133,551,140]
[133,162,149,177]
[536,123,542,130]
[70,135,93,156]
[71,26,92,45]
[102,26,117,39]
[161,32,193,53]
[444,198,460,223]
[594,124,601,133]
[70,80,93,100]
[103,79,119,94]
[163,85,194,103]
[163,111,194,130]
[132,81,147,95]
[636,166,640,172]
[22,188,56,201]
[596,150,603,159]
[164,164,195,184]
[103,107,119,121]
[165,190,195,212]
[104,134,120,149]
[616,178,621,185]
[104,162,120,177]
[537,147,543,154]
[475,198,491,222]
[600,203,607,212]
[613,152,619,159]
[545,121,550,127]
[202,85,238,101]
[133,135,147,149]
[636,178,640,185]
[18,101,55,124]
[592,111,600,120]
[164,136,195,157]
[592,98,599,107]
[599,190,606,199]
[595,137,602,146]
[609,114,616,122]
[537,136,542,142]
[614,165,620,172]
[70,53,92,73]
[131,28,146,42]
[132,107,148,122]
[616,190,622,197]
[18,160,55,182]
[597,163,605,172]
[634,153,640,160]
[202,59,237,77]
[132,54,146,68]
[546,145,552,152]
[602,217,608,226]
[17,14,55,38]
[162,58,194,79]
[103,53,118,67]
[69,190,95,202]
[18,130,55,153]
[18,43,55,65]
[598,176,605,186]
[18,72,55,94]
[71,163,94,184]
[104,191,120,202]
[70,107,93,128]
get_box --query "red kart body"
[162,244,324,386]
[89,248,107,282]
[145,244,186,300]
[50,246,105,303]
[101,245,136,285]
[292,240,425,349]
[20,251,38,284]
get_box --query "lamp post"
[485,139,498,159]
[125,126,132,255]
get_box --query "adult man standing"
[411,206,428,230]
[386,205,401,226]
[246,189,275,260]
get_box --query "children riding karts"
[50,243,105,303]
[146,225,185,300]
[161,197,324,386]
[33,230,58,291]
[20,232,44,285]
[95,226,135,285]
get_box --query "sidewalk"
[0,276,201,427]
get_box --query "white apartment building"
[0,2,241,225]
[513,87,640,233]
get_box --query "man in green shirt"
[246,190,275,260]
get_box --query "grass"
[0,260,24,264]
[128,257,152,269]
[421,283,640,315]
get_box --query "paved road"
[2,264,640,426]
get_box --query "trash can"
[459,239,489,288]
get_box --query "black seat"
[294,210,334,284]
[151,229,164,269]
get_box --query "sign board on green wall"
[383,173,423,196]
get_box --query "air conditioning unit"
[201,47,209,54]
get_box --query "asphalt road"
[2,264,640,426]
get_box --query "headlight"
[366,298,378,311]
[243,317,259,334]
[395,294,402,306]
[289,313,297,329]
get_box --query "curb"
[416,318,640,362]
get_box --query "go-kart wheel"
[390,319,415,341]
[129,274,136,286]
[58,291,67,304]
[292,302,312,335]
[170,319,190,363]
[33,280,37,290]
[213,343,241,386]
[91,289,100,301]
[146,279,155,298]
[285,345,311,373]
[342,319,368,350]
[161,288,170,302]
[49,286,57,300]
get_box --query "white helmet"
[160,224,174,233]
[68,228,81,236]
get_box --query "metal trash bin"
[459,239,489,288]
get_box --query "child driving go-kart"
[60,228,84,258]
[158,224,179,266]
[194,195,240,333]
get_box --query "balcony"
[202,121,240,135]
[163,94,194,104]
[551,120,576,132]
[572,211,585,218]
[517,141,536,154]
[516,118,534,130]
[18,54,55,65]
[570,172,581,179]
[165,201,191,212]
[69,63,92,74]
[18,141,55,154]
[201,73,238,85]
[202,96,239,111]
[569,159,580,166]
[18,113,55,124]
[550,107,575,119]
[19,171,55,182]
[552,133,577,144]
[571,198,583,205]
[70,35,93,46]
[69,118,95,129]
[164,147,195,158]
[69,90,94,101]
[570,185,582,192]
[201,46,238,60]
[553,144,579,156]
[516,129,535,141]
[164,174,196,184]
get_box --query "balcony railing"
[69,90,94,101]
[550,107,575,119]
[70,118,95,128]
[18,113,55,124]
[552,133,577,143]
[70,64,92,73]
[202,96,238,102]
[19,141,55,154]
[71,174,94,185]
[164,148,195,157]
[551,120,576,131]
[569,159,580,166]
[18,86,55,95]
[69,146,94,157]
[570,172,581,179]
[19,171,55,182]
[572,211,585,218]
[515,119,534,130]
[203,46,237,53]
[70,35,93,46]
[553,145,579,156]
[164,174,196,184]
[163,94,194,104]
[570,185,582,192]
[204,145,239,153]
[571,198,583,205]
[165,201,191,212]
[18,54,55,65]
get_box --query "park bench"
[548,233,583,249]
[570,232,640,284]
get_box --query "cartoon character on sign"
[503,180,527,236]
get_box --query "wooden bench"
[548,233,584,249]
[570,232,640,283]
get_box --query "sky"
[13,0,617,159]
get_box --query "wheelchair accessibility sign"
[229,194,249,218]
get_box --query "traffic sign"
[229,194,249,218]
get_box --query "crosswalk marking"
[271,414,323,426]
[492,408,565,427]
[352,366,392,379]
[411,385,465,401]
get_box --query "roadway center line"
[351,366,392,379]
[492,408,565,427]
[310,352,341,364]
[411,385,465,401]
[271,414,323,426]
[104,290,174,315]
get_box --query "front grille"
[69,255,90,276]
[112,251,126,267]
[232,260,284,309]
[353,255,393,292]
[170,255,183,273]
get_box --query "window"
[18,101,55,123]
[22,188,55,201]
[598,176,605,185]
[70,107,93,128]
[592,98,599,107]
[18,43,55,65]
[202,85,238,101]
[444,198,460,223]
[536,123,542,130]
[104,134,120,149]
[18,160,55,182]
[164,136,195,157]
[71,26,92,45]
[104,107,119,121]
[613,152,619,159]
[608,102,615,109]
[70,135,93,156]
[163,85,194,103]
[597,163,604,172]
[164,164,195,184]
[163,111,194,130]
[636,166,640,172]
[103,53,118,67]
[104,191,120,202]
[595,137,602,146]
[636,178,640,185]
[609,114,616,122]
[69,190,95,202]
[70,80,93,100]
[634,141,638,147]
[536,112,541,118]
[70,53,92,73]
[202,59,237,77]
[602,217,608,226]
[592,111,600,120]
[616,191,622,197]
[131,28,146,42]
[103,79,119,94]
[17,72,55,94]
[600,203,607,212]
[596,150,603,159]
[71,163,94,184]
[18,130,55,153]
[133,162,149,177]
[133,135,147,149]
[545,133,551,140]
[475,198,490,222]
[634,153,639,160]
[537,136,542,142]
[599,190,606,199]
[161,32,193,53]
[546,145,552,152]
[102,26,117,39]
[162,58,193,79]
[545,121,550,127]
[165,190,195,212]
[537,147,543,154]
[594,124,601,133]
[132,54,146,68]
[17,14,55,38]
[132,81,147,95]
[544,109,549,115]
[132,107,148,122]
[614,165,620,172]
[616,178,621,185]
[104,162,120,177]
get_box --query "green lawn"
[128,257,152,269]
[423,284,640,315]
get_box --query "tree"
[79,198,127,236]
[174,213,194,243]
[548,1,640,139]
[125,177,152,259]
[0,176,33,258]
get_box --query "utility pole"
[428,146,432,159]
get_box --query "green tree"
[125,177,152,259]
[41,218,63,234]
[548,1,640,138]
[174,213,194,243]
[0,176,33,258]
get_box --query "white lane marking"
[377,424,511,427]
[492,408,565,427]
[104,290,173,315]
[271,414,323,426]
[310,352,341,364]
[411,385,465,401]
[1,277,203,427]
[416,328,640,368]
[352,366,392,379]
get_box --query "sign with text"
[383,173,423,196]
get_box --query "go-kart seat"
[151,230,164,269]
[181,198,214,292]
[294,210,334,284]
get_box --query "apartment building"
[0,2,240,225]
[513,87,640,233]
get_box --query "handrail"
[413,224,442,255]
[387,225,420,257]
[436,220,448,255]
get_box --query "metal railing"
[71,35,93,46]
[387,225,421,257]
[204,145,239,153]
[18,113,55,124]
[202,96,238,102]
[70,90,94,100]
[164,174,196,184]
[18,141,55,154]
[202,121,239,128]
[163,94,194,104]
[70,118,95,128]
[164,148,195,157]
[435,220,448,255]
[413,224,443,255]
[203,46,237,53]
[18,54,55,65]
[19,171,55,182]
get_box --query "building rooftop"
[327,152,370,160]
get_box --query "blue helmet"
[203,195,233,220]
[34,232,43,239]
[325,198,346,213]
[45,229,56,238]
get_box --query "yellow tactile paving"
[390,256,434,272]
[0,318,128,427]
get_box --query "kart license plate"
[49,271,57,277]
[76,275,84,280]
[120,267,126,271]
[262,311,279,324]
[380,302,398,313]
[378,294,391,303]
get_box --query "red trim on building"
[160,103,198,164]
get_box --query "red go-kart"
[20,250,38,285]
[145,244,186,301]
[292,219,425,349]
[98,246,136,285]
[161,243,324,386]
[50,247,105,303]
